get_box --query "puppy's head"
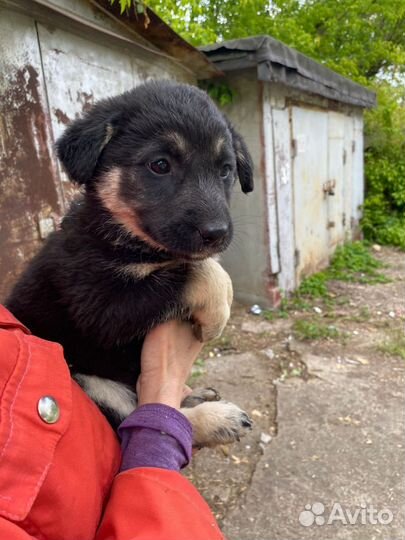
[57,80,253,258]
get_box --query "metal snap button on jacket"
[37,396,60,424]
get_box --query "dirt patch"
[185,246,405,526]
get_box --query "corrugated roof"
[201,36,376,108]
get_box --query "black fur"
[6,80,253,424]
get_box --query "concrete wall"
[219,71,272,307]
[0,0,195,300]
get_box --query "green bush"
[362,84,405,250]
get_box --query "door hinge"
[343,148,347,164]
[352,140,356,153]
[291,138,297,159]
[294,248,300,268]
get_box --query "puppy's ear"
[56,110,117,185]
[227,123,254,194]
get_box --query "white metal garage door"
[291,106,330,280]
[291,106,354,283]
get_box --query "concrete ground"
[185,247,405,539]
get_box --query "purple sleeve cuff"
[118,404,193,472]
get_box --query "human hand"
[137,320,203,409]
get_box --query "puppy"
[7,80,254,447]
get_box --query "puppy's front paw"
[181,401,252,448]
[183,258,233,342]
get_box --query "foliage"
[292,242,389,304]
[326,242,388,283]
[293,319,340,341]
[111,0,143,14]
[144,0,405,83]
[114,0,405,249]
[362,83,405,250]
[198,80,236,106]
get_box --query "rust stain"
[53,107,71,125]
[77,90,94,113]
[0,64,61,300]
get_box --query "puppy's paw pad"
[181,387,221,408]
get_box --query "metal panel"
[352,114,364,228]
[262,85,280,275]
[343,115,354,238]
[0,9,62,300]
[272,106,295,292]
[291,106,329,281]
[327,111,345,251]
[219,72,270,306]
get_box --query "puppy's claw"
[241,412,253,429]
[181,401,253,448]
[193,323,204,343]
[181,387,221,408]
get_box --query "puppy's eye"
[148,159,171,175]
[220,165,232,179]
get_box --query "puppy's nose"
[200,222,229,245]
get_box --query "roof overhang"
[201,36,376,108]
[92,0,220,79]
[1,0,220,79]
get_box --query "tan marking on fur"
[236,149,247,164]
[100,123,114,151]
[120,261,180,280]
[183,258,233,342]
[164,131,188,153]
[97,168,167,251]
[214,136,226,156]
[74,374,136,417]
[181,401,251,447]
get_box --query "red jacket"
[0,305,224,540]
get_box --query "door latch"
[323,180,336,196]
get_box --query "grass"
[262,308,289,321]
[274,242,390,315]
[379,329,405,360]
[188,357,206,383]
[299,242,390,297]
[293,319,340,341]
[325,306,372,323]
[326,241,390,284]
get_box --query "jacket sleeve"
[0,517,36,539]
[96,468,225,540]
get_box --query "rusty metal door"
[0,10,63,300]
[36,22,139,203]
[290,106,329,282]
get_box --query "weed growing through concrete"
[379,329,405,360]
[293,319,340,341]
[300,241,390,295]
[281,242,390,311]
